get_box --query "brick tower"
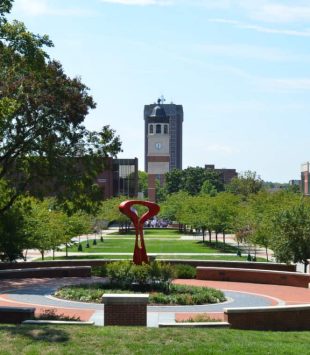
[144,98,183,201]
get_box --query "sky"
[8,0,310,182]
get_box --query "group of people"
[144,218,169,228]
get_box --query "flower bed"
[55,283,225,305]
[55,261,225,306]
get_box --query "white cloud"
[13,0,95,17]
[196,43,300,62]
[209,18,310,37]
[99,0,173,5]
[97,0,310,24]
[248,3,310,23]
[199,1,310,23]
[262,78,310,91]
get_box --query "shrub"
[174,264,196,279]
[106,261,132,286]
[177,314,220,323]
[129,263,152,285]
[158,262,175,282]
[105,260,175,289]
[37,309,81,321]
[55,282,226,306]
[92,264,107,277]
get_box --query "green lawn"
[41,254,266,262]
[108,229,182,238]
[0,325,308,354]
[67,239,238,254]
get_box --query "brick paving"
[0,277,309,325]
[174,279,310,305]
[173,279,310,322]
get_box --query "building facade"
[205,164,238,185]
[144,99,183,201]
[21,157,138,201]
[301,162,310,196]
[97,158,139,199]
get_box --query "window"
[164,124,168,134]
[156,124,161,134]
[149,124,153,134]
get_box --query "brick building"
[205,164,238,185]
[97,158,138,199]
[19,157,138,201]
[144,98,183,201]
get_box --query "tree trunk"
[24,249,28,262]
[65,243,68,258]
[223,231,226,244]
[208,230,212,243]
[202,228,205,243]
[304,260,309,273]
[215,232,218,245]
[53,248,55,260]
[40,250,44,261]
[265,246,269,262]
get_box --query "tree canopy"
[226,171,263,198]
[0,1,122,215]
[164,167,224,196]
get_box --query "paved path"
[1,277,310,327]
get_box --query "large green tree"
[271,201,310,273]
[0,1,121,215]
[164,167,223,196]
[226,171,263,199]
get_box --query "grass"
[39,254,266,262]
[109,229,182,238]
[0,325,308,354]
[66,239,239,254]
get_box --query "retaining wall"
[0,259,296,272]
[0,307,35,324]
[224,304,310,330]
[196,267,310,288]
[0,266,91,279]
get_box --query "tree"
[97,196,131,232]
[0,195,30,261]
[65,211,93,255]
[25,199,69,260]
[271,201,310,273]
[226,171,263,198]
[200,180,217,196]
[177,194,213,242]
[0,2,122,215]
[165,167,223,196]
[164,169,183,195]
[138,171,148,198]
[211,193,240,244]
[159,191,190,227]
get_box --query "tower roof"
[149,105,166,118]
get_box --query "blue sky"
[9,0,310,182]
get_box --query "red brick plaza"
[0,277,309,325]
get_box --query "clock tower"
[144,98,183,201]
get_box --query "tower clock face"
[155,142,162,150]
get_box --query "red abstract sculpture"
[119,200,160,265]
